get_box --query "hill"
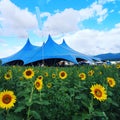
[94,53,120,61]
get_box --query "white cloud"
[98,0,115,4]
[0,38,8,47]
[0,0,38,38]
[0,47,20,58]
[1,43,8,47]
[0,41,25,58]
[56,23,120,55]
[0,0,111,37]
[88,2,108,23]
[115,23,120,28]
[43,8,80,35]
[40,1,108,35]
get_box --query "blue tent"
[1,35,94,66]
[1,39,39,65]
[59,39,101,64]
[60,39,99,62]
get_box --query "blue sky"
[0,0,120,58]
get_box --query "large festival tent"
[0,35,96,66]
[1,39,39,65]
[60,39,101,62]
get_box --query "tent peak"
[22,38,36,50]
[62,39,66,44]
[25,38,32,45]
[48,34,52,39]
[61,39,69,47]
[46,34,55,44]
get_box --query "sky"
[0,0,120,58]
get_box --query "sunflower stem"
[89,97,94,119]
[27,86,34,120]
[79,80,81,88]
[40,90,41,101]
[6,109,9,119]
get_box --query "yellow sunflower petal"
[79,73,86,80]
[90,84,107,102]
[34,79,43,91]
[0,90,16,110]
[59,71,67,80]
[23,68,34,79]
[107,77,116,87]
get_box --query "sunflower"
[0,90,16,110]
[37,75,43,81]
[90,84,107,102]
[23,68,34,79]
[99,71,102,75]
[4,70,12,80]
[4,72,12,80]
[79,73,86,80]
[88,70,94,76]
[107,77,116,87]
[34,79,43,91]
[59,71,67,80]
[44,72,48,77]
[116,64,120,69]
[52,73,56,78]
[47,83,52,88]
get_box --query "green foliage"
[0,64,120,120]
[0,60,2,66]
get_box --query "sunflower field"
[0,64,120,120]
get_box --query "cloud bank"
[0,0,119,58]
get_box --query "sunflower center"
[2,94,12,104]
[6,74,10,78]
[47,83,52,88]
[89,72,92,75]
[61,72,65,77]
[26,70,32,76]
[95,89,102,97]
[45,72,48,76]
[52,74,55,78]
[38,77,42,79]
[109,80,112,85]
[80,74,84,78]
[36,82,40,87]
